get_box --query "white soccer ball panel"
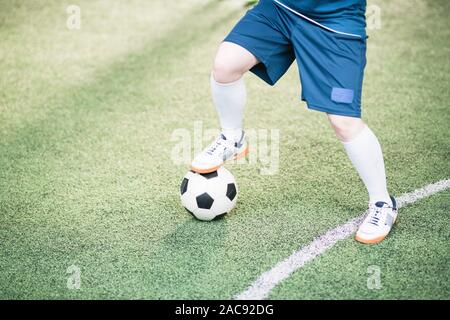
[180,191,197,214]
[183,170,196,180]
[217,167,236,184]
[186,174,209,196]
[210,195,235,216]
[194,208,216,221]
[205,178,227,199]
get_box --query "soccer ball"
[180,167,238,221]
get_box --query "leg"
[329,114,399,244]
[327,114,391,205]
[191,0,294,173]
[211,42,259,140]
[328,115,397,244]
[289,12,396,244]
[190,43,257,173]
[213,41,259,83]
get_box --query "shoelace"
[367,203,394,226]
[367,203,382,226]
[206,137,228,156]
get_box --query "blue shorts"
[224,0,367,117]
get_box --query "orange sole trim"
[355,234,387,245]
[190,147,249,174]
[190,164,222,174]
[355,214,398,245]
[234,147,249,160]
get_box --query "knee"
[212,41,258,83]
[328,114,365,142]
[212,58,246,83]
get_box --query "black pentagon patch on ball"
[226,183,237,201]
[180,178,189,195]
[196,192,214,209]
[200,171,218,179]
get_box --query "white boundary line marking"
[235,179,450,300]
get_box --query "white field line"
[235,179,450,300]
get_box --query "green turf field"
[0,0,449,299]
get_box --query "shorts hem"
[306,104,361,118]
[223,36,276,86]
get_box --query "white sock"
[210,73,246,142]
[342,125,392,205]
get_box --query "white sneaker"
[190,131,248,174]
[355,196,398,244]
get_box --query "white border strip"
[235,179,450,300]
[272,0,362,38]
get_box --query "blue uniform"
[280,0,366,37]
[224,0,367,117]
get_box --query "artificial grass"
[270,189,450,300]
[0,0,449,299]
